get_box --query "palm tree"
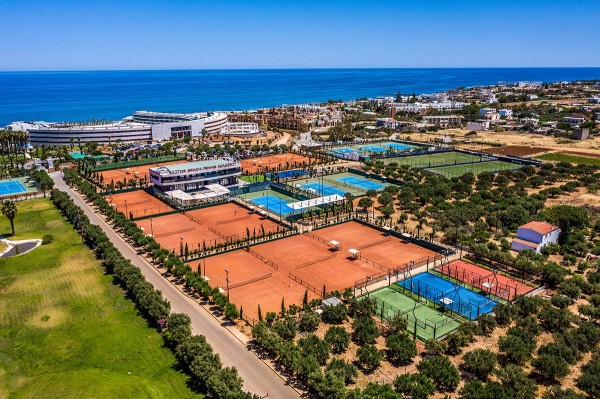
[1,200,17,236]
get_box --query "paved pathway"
[50,172,299,398]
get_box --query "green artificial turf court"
[383,152,486,167]
[426,160,520,178]
[0,198,199,398]
[368,286,460,340]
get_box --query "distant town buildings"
[466,120,491,131]
[422,115,464,127]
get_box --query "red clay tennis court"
[186,202,283,242]
[106,190,173,218]
[189,249,318,322]
[100,159,186,187]
[250,234,383,294]
[241,153,317,174]
[186,221,441,324]
[311,221,438,270]
[136,202,284,253]
[436,259,536,301]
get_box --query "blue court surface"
[399,272,497,320]
[0,180,27,197]
[337,176,385,191]
[301,182,348,197]
[250,195,295,215]
[358,145,388,153]
[267,170,307,179]
[382,143,413,151]
[332,147,356,154]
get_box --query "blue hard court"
[337,176,385,191]
[358,145,387,153]
[250,195,294,215]
[301,182,348,197]
[399,272,497,320]
[0,180,27,196]
[268,170,307,179]
[382,143,413,151]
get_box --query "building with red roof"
[511,221,560,254]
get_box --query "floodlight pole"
[225,268,230,299]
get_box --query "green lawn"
[240,174,269,183]
[0,199,199,399]
[535,152,600,166]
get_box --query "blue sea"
[1,68,599,125]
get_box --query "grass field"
[369,286,459,340]
[383,152,487,167]
[240,174,269,183]
[92,154,186,171]
[426,160,521,178]
[536,152,600,166]
[0,199,199,398]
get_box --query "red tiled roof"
[519,221,559,235]
[512,238,541,248]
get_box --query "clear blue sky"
[1,0,599,70]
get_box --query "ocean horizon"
[2,67,600,126]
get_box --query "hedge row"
[50,184,256,398]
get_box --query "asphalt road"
[51,173,299,399]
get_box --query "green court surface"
[368,287,460,340]
[383,152,487,167]
[426,160,521,178]
[241,189,297,202]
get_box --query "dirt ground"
[436,129,600,155]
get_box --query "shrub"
[475,314,496,336]
[356,344,384,373]
[417,356,460,392]
[542,387,586,399]
[324,326,350,354]
[497,364,538,399]
[41,234,53,245]
[299,310,321,332]
[298,334,331,365]
[322,304,347,324]
[272,317,297,341]
[352,316,380,345]
[462,349,497,381]
[325,358,358,385]
[498,327,536,365]
[394,372,436,399]
[385,333,417,366]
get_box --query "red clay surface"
[241,153,317,174]
[106,190,173,218]
[189,250,318,323]
[100,159,186,187]
[311,222,437,269]
[188,221,439,323]
[437,259,536,301]
[136,202,283,253]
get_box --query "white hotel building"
[21,110,229,146]
[149,159,241,192]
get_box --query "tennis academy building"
[149,159,241,192]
